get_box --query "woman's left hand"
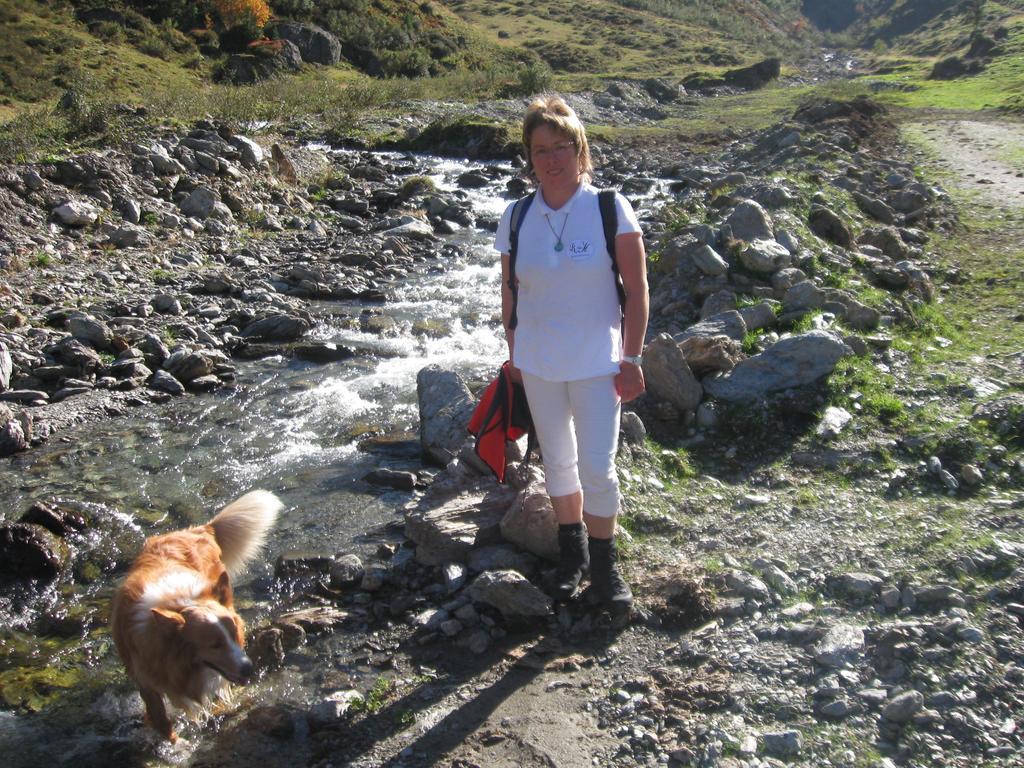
[614,362,645,403]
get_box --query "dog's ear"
[213,571,233,607]
[151,607,185,631]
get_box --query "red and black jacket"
[467,361,534,483]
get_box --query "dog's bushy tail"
[209,490,283,577]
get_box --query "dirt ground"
[907,117,1024,209]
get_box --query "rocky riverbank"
[1,91,1023,768]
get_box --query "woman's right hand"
[508,362,523,384]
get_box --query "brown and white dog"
[111,490,282,741]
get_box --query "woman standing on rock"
[493,96,649,612]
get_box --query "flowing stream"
[0,151,671,766]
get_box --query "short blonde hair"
[522,96,593,183]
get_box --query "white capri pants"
[521,371,621,518]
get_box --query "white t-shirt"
[494,182,642,382]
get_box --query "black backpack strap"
[507,192,535,331]
[598,189,626,314]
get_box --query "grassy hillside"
[855,0,1024,52]
[0,0,817,121]
[859,2,1024,113]
[0,0,207,122]
[262,0,531,77]
[2,0,1024,163]
[439,0,812,78]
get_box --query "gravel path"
[908,118,1024,208]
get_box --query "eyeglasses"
[531,141,576,161]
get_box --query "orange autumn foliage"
[212,0,271,30]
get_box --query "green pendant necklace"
[544,212,569,252]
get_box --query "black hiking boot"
[548,522,590,601]
[583,536,633,614]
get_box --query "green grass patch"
[658,448,697,481]
[351,676,394,715]
[397,175,438,199]
[826,356,907,425]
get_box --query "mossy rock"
[412,318,452,338]
[395,116,519,160]
[0,664,83,712]
[0,523,69,585]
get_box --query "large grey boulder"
[691,243,729,276]
[500,484,558,561]
[221,40,304,84]
[52,200,99,227]
[180,186,220,220]
[468,570,553,617]
[738,238,791,273]
[738,301,777,332]
[416,366,476,466]
[67,313,113,350]
[149,369,186,396]
[642,333,703,414]
[674,310,748,345]
[809,205,854,249]
[679,335,744,377]
[107,224,150,248]
[814,622,865,668]
[882,691,924,723]
[724,199,774,242]
[162,349,215,383]
[150,149,187,176]
[858,226,910,260]
[404,483,517,565]
[0,404,28,456]
[382,218,436,240]
[47,337,103,375]
[269,21,342,65]
[230,135,265,167]
[241,314,311,342]
[704,331,852,403]
[783,281,825,312]
[852,191,897,224]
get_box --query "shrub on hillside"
[188,27,221,54]
[212,0,271,31]
[219,24,261,53]
[377,47,433,78]
[498,61,553,98]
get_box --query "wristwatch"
[621,355,643,366]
